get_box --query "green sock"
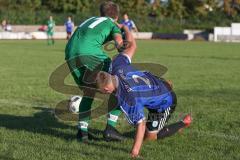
[78,96,93,132]
[107,107,122,127]
[78,120,89,132]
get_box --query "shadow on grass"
[0,106,135,140]
[0,107,76,140]
[0,107,134,156]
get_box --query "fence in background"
[0,25,190,40]
[4,24,238,41]
[214,23,240,42]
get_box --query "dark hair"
[99,1,119,19]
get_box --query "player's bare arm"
[122,25,137,59]
[131,121,146,158]
[113,33,123,50]
[115,23,137,59]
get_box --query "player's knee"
[144,131,157,141]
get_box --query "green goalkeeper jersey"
[47,20,55,34]
[65,17,121,60]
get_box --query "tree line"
[0,0,240,33]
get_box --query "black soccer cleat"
[76,129,88,142]
[103,125,125,142]
[76,130,97,143]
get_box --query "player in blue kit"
[64,16,74,40]
[96,24,192,158]
[121,13,138,32]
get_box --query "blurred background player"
[96,24,192,158]
[6,20,12,32]
[65,1,125,142]
[1,19,12,32]
[47,16,55,45]
[1,19,7,31]
[121,13,138,32]
[64,16,75,40]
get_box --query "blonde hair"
[96,71,113,89]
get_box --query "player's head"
[96,71,117,94]
[49,16,53,20]
[99,1,119,21]
[2,19,6,25]
[68,16,71,21]
[123,12,129,20]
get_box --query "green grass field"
[0,40,239,160]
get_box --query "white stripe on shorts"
[158,107,170,131]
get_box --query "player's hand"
[166,80,173,89]
[131,149,139,158]
[115,22,124,29]
[130,153,143,159]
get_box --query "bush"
[0,1,240,33]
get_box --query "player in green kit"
[65,1,125,142]
[47,16,55,45]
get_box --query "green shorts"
[47,31,54,36]
[66,55,111,87]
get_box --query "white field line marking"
[188,129,240,142]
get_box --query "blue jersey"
[65,20,74,32]
[121,20,135,31]
[111,54,173,125]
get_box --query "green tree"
[167,0,186,19]
[224,0,240,16]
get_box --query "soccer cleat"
[178,114,192,133]
[182,114,192,127]
[76,130,88,142]
[103,125,125,142]
[76,130,97,143]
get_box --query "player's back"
[65,17,120,60]
[112,54,173,112]
[117,67,171,100]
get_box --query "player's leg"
[145,108,169,140]
[67,32,71,40]
[104,105,124,141]
[51,33,55,45]
[79,57,124,141]
[100,58,122,128]
[145,110,191,140]
[156,92,189,139]
[145,92,191,140]
[106,108,122,128]
[47,33,51,45]
[67,57,95,141]
[47,32,54,45]
[157,121,186,139]
[156,104,183,139]
[67,55,121,141]
[67,55,123,141]
[145,106,180,140]
[98,58,124,141]
[77,94,95,141]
